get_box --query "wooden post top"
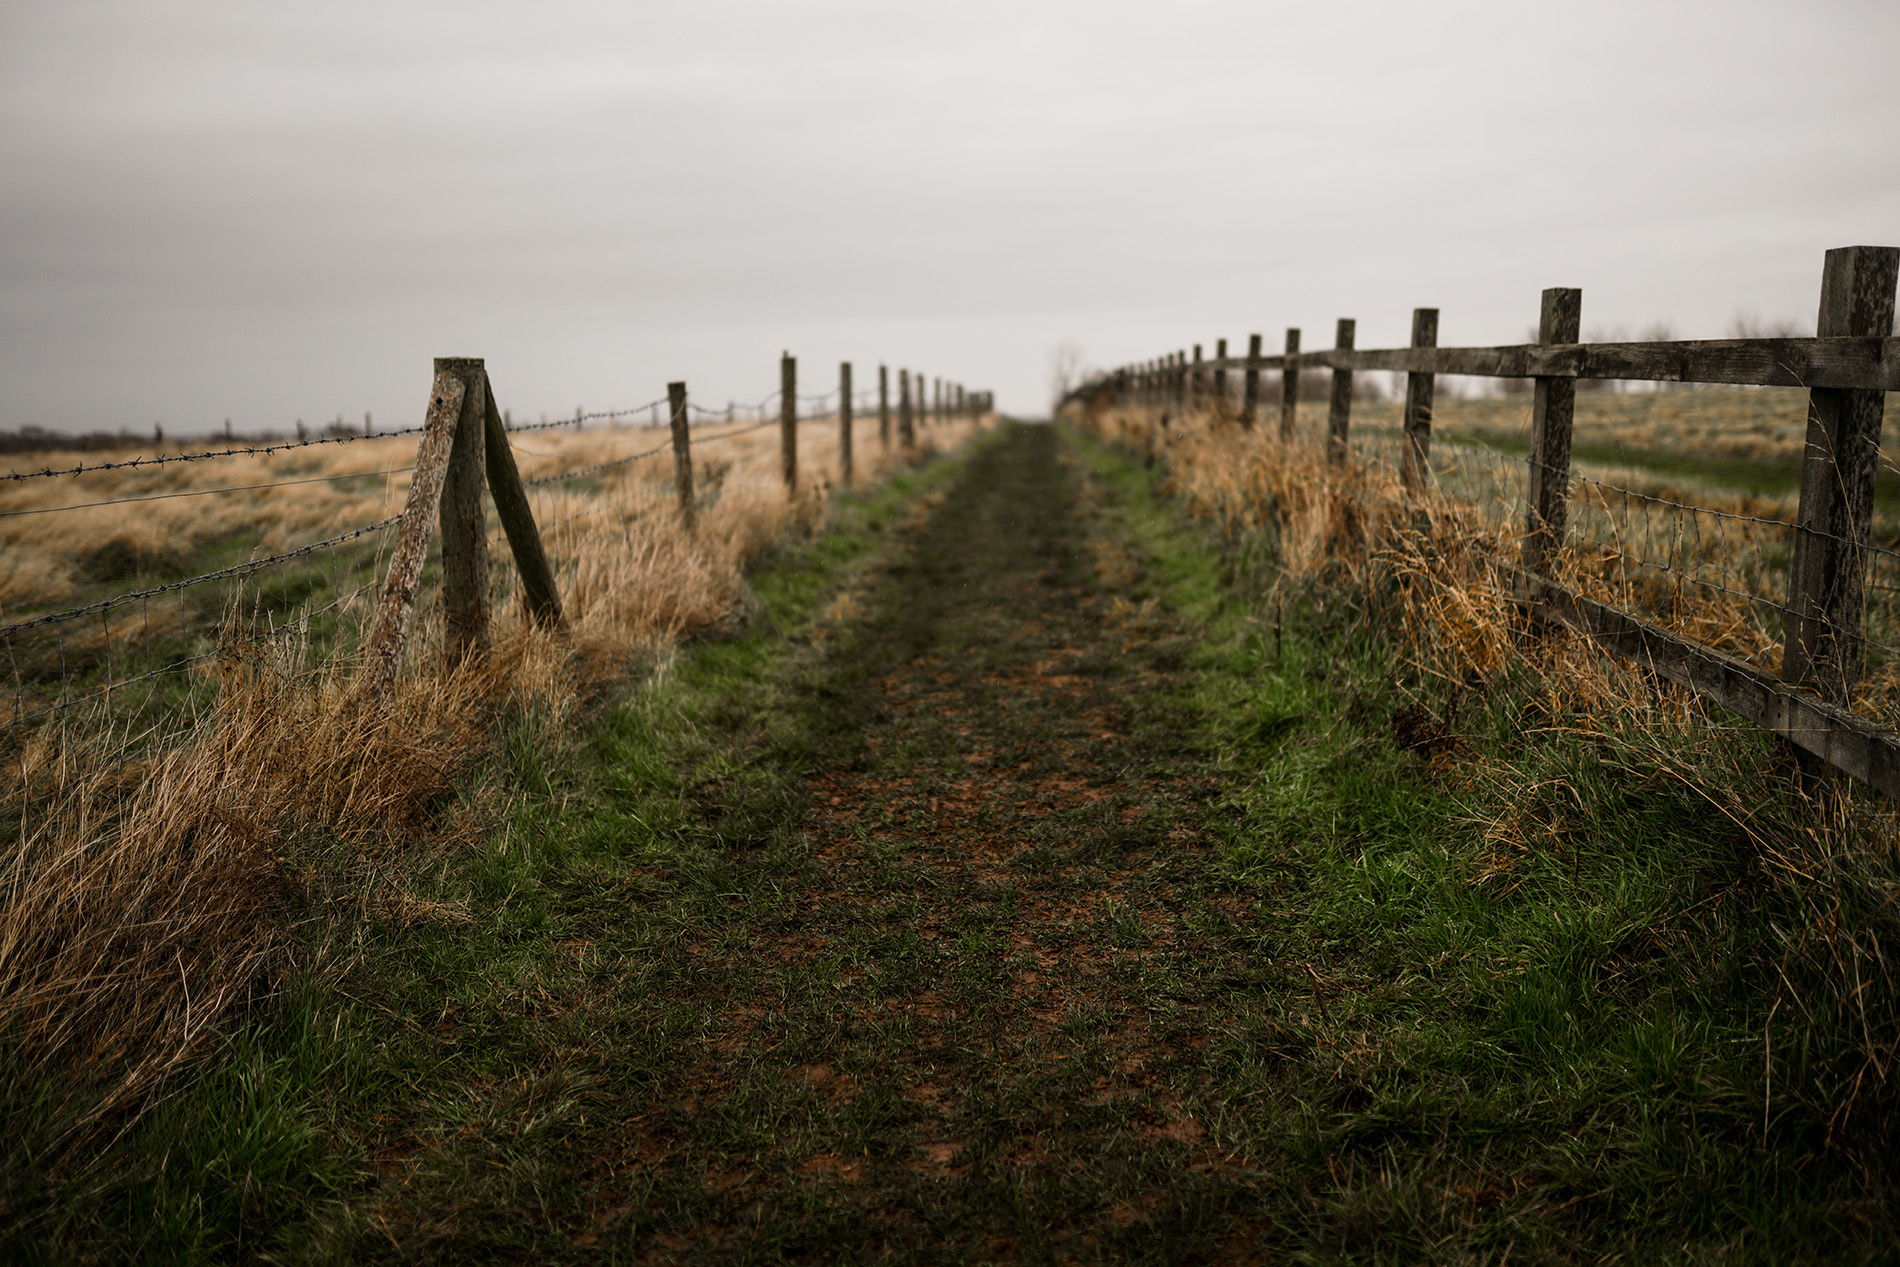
[1818,246,1898,337]
[1537,291,1581,344]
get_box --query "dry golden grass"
[0,407,995,1152]
[1083,392,1898,723]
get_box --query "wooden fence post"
[1783,245,1900,704]
[1399,308,1440,491]
[1214,339,1228,414]
[839,362,854,484]
[1327,318,1356,464]
[436,357,490,670]
[1174,351,1186,410]
[1279,328,1301,441]
[1192,344,1204,409]
[1242,334,1261,429]
[360,369,468,698]
[668,381,695,534]
[483,377,565,630]
[780,352,797,490]
[1521,290,1581,570]
[899,369,915,448]
[879,364,891,452]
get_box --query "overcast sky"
[2,0,1896,432]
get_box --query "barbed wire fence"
[0,355,994,809]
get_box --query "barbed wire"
[1,426,430,483]
[0,397,688,486]
[0,515,399,640]
[523,439,675,488]
[0,465,417,519]
[521,415,789,488]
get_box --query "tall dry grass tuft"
[0,407,996,1179]
[1079,395,1900,1147]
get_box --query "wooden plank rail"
[1180,335,1900,390]
[1526,571,1900,802]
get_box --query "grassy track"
[18,421,1894,1262]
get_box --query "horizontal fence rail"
[1170,336,1900,390]
[1072,243,1900,801]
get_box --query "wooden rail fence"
[1072,244,1900,799]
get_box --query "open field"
[10,420,1900,1261]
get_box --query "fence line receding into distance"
[0,355,994,780]
[1070,244,1900,800]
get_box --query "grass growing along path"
[18,421,1897,1262]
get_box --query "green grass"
[12,420,1900,1263]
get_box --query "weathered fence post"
[1783,245,1900,705]
[1326,318,1356,465]
[1279,329,1302,441]
[899,369,915,448]
[1192,345,1204,409]
[1399,308,1440,491]
[482,376,564,630]
[436,358,490,669]
[879,364,891,452]
[668,380,695,534]
[1520,290,1582,573]
[780,352,797,491]
[1174,351,1187,410]
[1214,339,1228,414]
[360,369,468,698]
[839,362,854,484]
[1242,334,1261,429]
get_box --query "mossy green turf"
[11,423,1896,1263]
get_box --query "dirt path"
[572,424,1268,1260]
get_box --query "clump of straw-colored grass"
[0,407,996,1180]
